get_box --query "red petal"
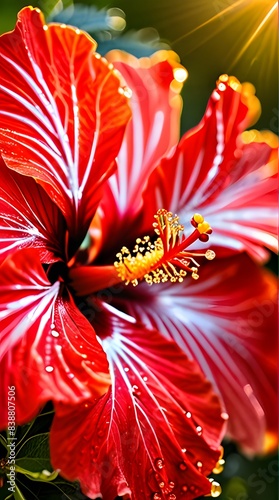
[121,254,278,454]
[0,248,110,428]
[141,78,277,261]
[51,305,225,499]
[0,156,66,263]
[0,7,131,241]
[94,51,184,256]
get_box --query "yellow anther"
[205,250,216,260]
[193,213,204,224]
[197,221,211,234]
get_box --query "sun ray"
[229,1,277,68]
[172,0,250,45]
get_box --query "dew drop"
[181,448,187,453]
[123,86,132,98]
[124,367,129,372]
[218,82,226,91]
[143,376,148,382]
[197,461,202,469]
[51,330,59,338]
[168,481,175,490]
[153,493,162,500]
[168,495,176,500]
[196,426,203,436]
[154,458,165,470]
[132,385,142,397]
[45,365,54,373]
[43,25,48,31]
[181,485,188,492]
[221,411,229,421]
[67,373,74,380]
[185,411,191,418]
[50,323,55,329]
[210,480,222,498]
[179,461,187,471]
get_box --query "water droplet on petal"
[154,458,165,470]
[179,461,187,471]
[181,485,188,492]
[168,481,175,489]
[45,365,54,373]
[123,86,132,98]
[168,495,176,500]
[221,411,229,420]
[189,485,199,495]
[196,426,203,436]
[153,493,162,500]
[218,82,226,91]
[210,480,222,498]
[185,411,191,418]
[51,330,59,338]
[132,385,142,397]
[124,367,129,372]
[158,481,165,489]
[181,448,187,453]
[67,373,74,379]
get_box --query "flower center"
[114,209,215,286]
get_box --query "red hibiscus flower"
[0,6,277,500]
[0,7,225,500]
[0,6,132,422]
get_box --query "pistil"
[114,209,215,286]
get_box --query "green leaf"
[16,433,52,474]
[14,485,27,500]
[0,432,7,449]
